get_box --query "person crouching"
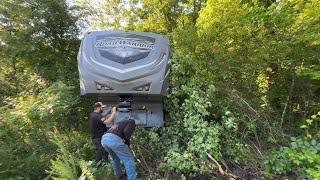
[101,119,137,180]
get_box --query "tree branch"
[206,153,238,179]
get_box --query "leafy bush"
[300,111,320,138]
[48,133,115,180]
[79,161,116,180]
[263,137,320,179]
[0,82,80,179]
[264,112,320,178]
[1,0,320,179]
[47,137,79,180]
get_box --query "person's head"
[93,102,106,113]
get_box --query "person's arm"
[123,119,136,146]
[101,107,116,125]
[101,107,111,117]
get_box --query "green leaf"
[300,125,307,129]
[306,119,313,125]
[311,115,317,119]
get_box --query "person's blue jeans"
[101,133,137,180]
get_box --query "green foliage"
[1,0,320,179]
[263,137,320,179]
[48,133,116,180]
[147,48,262,178]
[47,131,115,180]
[79,160,95,180]
[48,137,79,180]
[263,112,320,178]
[300,111,320,138]
[76,0,206,33]
[0,0,80,85]
[0,82,80,179]
[79,161,116,180]
[160,53,219,172]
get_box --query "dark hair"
[94,102,102,109]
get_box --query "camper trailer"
[78,31,169,127]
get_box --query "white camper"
[78,31,169,127]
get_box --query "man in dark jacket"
[89,102,116,163]
[101,119,136,180]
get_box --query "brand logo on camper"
[95,34,156,64]
[95,37,154,50]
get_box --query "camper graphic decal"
[95,33,155,64]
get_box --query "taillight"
[133,83,150,91]
[95,81,113,90]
